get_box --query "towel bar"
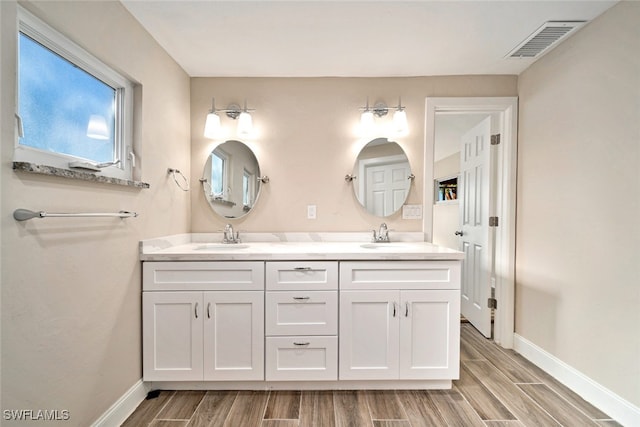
[13,209,138,221]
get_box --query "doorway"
[424,97,518,348]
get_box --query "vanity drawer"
[143,261,264,291]
[340,261,461,290]
[266,291,337,336]
[266,262,338,291]
[265,336,337,381]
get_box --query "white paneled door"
[458,116,493,338]
[362,159,410,217]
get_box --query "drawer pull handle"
[392,302,397,317]
[293,342,310,346]
[194,302,199,319]
[293,296,310,301]
[207,302,211,319]
[294,267,312,271]
[405,302,409,317]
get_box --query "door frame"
[424,97,518,348]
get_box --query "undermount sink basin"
[360,243,410,250]
[195,244,250,251]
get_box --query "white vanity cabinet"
[339,261,461,381]
[264,262,339,381]
[142,261,264,382]
[140,238,464,389]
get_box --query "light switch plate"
[402,204,422,219]
[307,205,317,219]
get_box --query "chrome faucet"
[223,223,241,244]
[372,222,390,243]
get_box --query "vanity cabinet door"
[203,291,264,381]
[399,290,460,380]
[339,290,400,380]
[143,292,204,381]
[339,289,460,381]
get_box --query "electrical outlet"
[307,205,317,219]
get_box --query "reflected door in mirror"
[351,138,412,217]
[363,159,410,217]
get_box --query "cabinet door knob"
[455,230,464,236]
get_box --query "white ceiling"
[120,0,617,78]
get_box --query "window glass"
[18,33,117,163]
[242,171,250,206]
[211,151,225,196]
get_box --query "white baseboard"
[91,379,149,427]
[514,334,640,427]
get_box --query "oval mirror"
[351,138,412,217]
[201,140,262,219]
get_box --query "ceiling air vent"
[506,21,587,59]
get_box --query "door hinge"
[489,216,499,227]
[491,134,501,145]
[488,297,497,309]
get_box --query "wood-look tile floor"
[123,324,621,427]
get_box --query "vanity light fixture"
[358,97,408,136]
[203,98,256,139]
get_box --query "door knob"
[455,230,464,236]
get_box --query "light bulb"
[393,109,408,136]
[204,112,221,139]
[237,111,253,137]
[360,110,375,136]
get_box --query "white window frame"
[15,7,134,181]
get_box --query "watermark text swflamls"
[3,409,70,421]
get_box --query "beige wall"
[516,1,640,406]
[191,76,517,232]
[1,1,191,425]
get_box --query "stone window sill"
[13,162,150,189]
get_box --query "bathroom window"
[15,7,134,181]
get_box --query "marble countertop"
[140,233,464,261]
